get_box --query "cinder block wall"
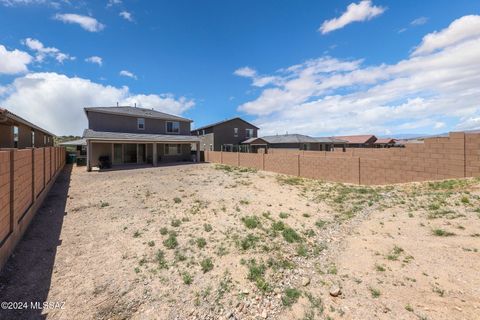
[0,147,66,270]
[205,132,480,185]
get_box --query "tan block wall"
[300,156,360,184]
[0,147,65,270]
[34,148,45,198]
[222,152,239,166]
[264,153,299,176]
[0,151,11,243]
[45,147,51,183]
[239,153,264,170]
[206,150,222,163]
[466,133,480,177]
[13,150,33,222]
[205,132,479,186]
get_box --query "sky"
[0,0,480,137]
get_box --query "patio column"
[86,141,92,171]
[136,144,139,164]
[196,142,200,162]
[153,143,158,166]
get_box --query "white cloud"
[119,10,133,22]
[236,15,480,136]
[23,38,74,63]
[234,67,256,78]
[319,0,386,34]
[0,44,32,74]
[234,66,281,87]
[410,17,428,26]
[0,0,58,7]
[0,72,195,135]
[106,0,121,7]
[412,15,480,56]
[85,56,103,66]
[54,13,105,32]
[119,70,137,79]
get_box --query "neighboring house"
[0,107,55,148]
[332,134,377,148]
[191,117,259,151]
[242,134,346,152]
[83,106,200,171]
[374,138,396,148]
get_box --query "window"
[44,135,47,145]
[31,131,35,147]
[13,126,19,148]
[137,118,145,130]
[165,144,181,155]
[246,128,254,138]
[166,121,180,134]
[234,128,238,137]
[202,129,205,135]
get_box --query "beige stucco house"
[83,106,200,171]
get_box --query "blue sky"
[0,0,479,136]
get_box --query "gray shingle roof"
[193,117,259,131]
[59,138,87,146]
[243,134,346,144]
[261,134,318,144]
[0,107,56,137]
[83,129,200,142]
[84,106,192,122]
[314,137,348,143]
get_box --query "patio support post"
[86,141,92,172]
[196,142,200,162]
[153,143,158,166]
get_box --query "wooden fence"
[206,132,480,185]
[0,147,65,269]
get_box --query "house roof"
[314,137,348,143]
[83,129,200,143]
[242,134,347,144]
[242,134,344,144]
[241,137,268,144]
[332,134,377,144]
[374,138,396,144]
[59,138,87,146]
[193,117,259,132]
[84,106,192,122]
[0,107,56,137]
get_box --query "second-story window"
[166,121,180,134]
[246,128,254,138]
[13,126,19,148]
[31,130,35,147]
[137,118,145,130]
[234,128,238,137]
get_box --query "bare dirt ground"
[1,163,479,320]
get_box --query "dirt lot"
[1,163,479,320]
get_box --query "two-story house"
[83,106,200,171]
[192,117,259,151]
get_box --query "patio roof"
[83,129,200,143]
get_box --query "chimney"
[134,103,137,108]
[116,102,119,107]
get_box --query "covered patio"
[84,129,200,171]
